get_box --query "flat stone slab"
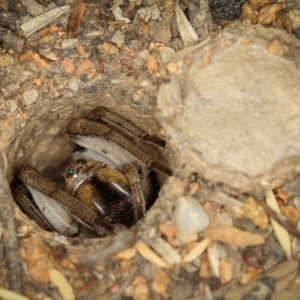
[157,24,300,192]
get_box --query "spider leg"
[14,184,54,232]
[67,119,172,176]
[124,164,146,220]
[20,166,113,236]
[87,106,166,147]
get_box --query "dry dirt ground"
[1,0,300,299]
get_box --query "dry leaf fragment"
[207,245,221,277]
[265,189,291,259]
[19,53,33,62]
[75,58,95,76]
[38,26,51,37]
[147,54,159,74]
[135,240,170,269]
[258,4,282,25]
[21,6,70,37]
[174,0,198,46]
[241,3,258,23]
[62,58,76,74]
[276,12,287,29]
[69,0,86,38]
[158,223,177,242]
[33,74,45,86]
[112,6,130,23]
[152,271,171,294]
[281,206,300,225]
[27,50,50,69]
[49,268,75,300]
[219,257,233,284]
[182,238,211,263]
[202,226,265,247]
[110,247,136,260]
[0,288,31,300]
[40,51,59,61]
[151,237,181,265]
[75,43,88,55]
[239,267,262,284]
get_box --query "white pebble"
[68,78,79,91]
[61,38,78,49]
[23,89,38,105]
[174,196,209,234]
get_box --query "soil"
[1,1,300,300]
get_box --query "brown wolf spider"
[14,106,172,237]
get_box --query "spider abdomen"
[74,167,135,224]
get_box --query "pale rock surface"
[157,24,300,193]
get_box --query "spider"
[14,106,172,237]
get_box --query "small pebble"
[210,0,245,20]
[171,282,194,300]
[149,19,172,44]
[137,5,160,22]
[111,30,125,44]
[138,50,149,61]
[160,47,176,64]
[68,78,79,91]
[22,0,44,16]
[174,196,210,234]
[10,100,18,112]
[0,54,14,67]
[184,262,199,273]
[132,93,142,102]
[23,89,38,105]
[61,38,78,49]
[47,2,58,10]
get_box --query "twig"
[255,198,300,240]
[108,266,137,300]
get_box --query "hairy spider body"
[64,158,155,227]
[14,107,171,237]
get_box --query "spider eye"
[66,167,74,176]
[76,159,86,165]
